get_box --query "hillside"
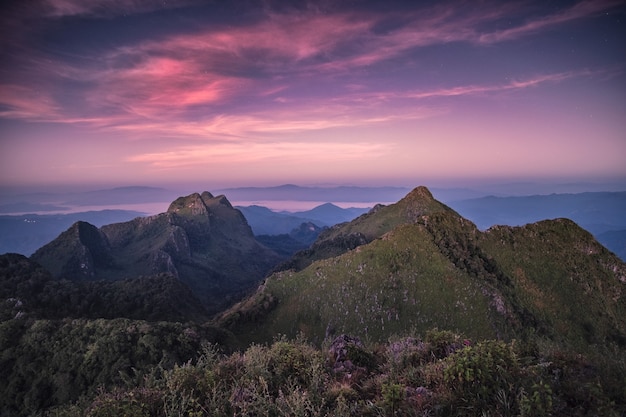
[0,253,209,322]
[2,186,626,416]
[31,192,281,314]
[256,222,325,258]
[218,187,626,355]
[274,186,458,272]
[0,252,226,415]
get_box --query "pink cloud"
[105,100,439,142]
[409,71,582,98]
[337,70,594,104]
[88,55,250,119]
[1,2,618,134]
[126,140,387,170]
[0,84,60,120]
[114,12,372,73]
[37,13,373,123]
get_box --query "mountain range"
[217,184,410,202]
[218,187,626,352]
[235,203,369,235]
[30,192,280,314]
[2,185,625,260]
[1,186,625,415]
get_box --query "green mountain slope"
[218,187,626,355]
[31,192,281,314]
[276,186,456,272]
[479,219,626,348]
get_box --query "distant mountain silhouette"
[218,184,410,202]
[449,192,626,233]
[597,229,626,261]
[237,202,368,236]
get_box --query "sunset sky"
[1,0,625,192]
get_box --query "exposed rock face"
[167,192,213,217]
[31,192,281,314]
[31,221,115,280]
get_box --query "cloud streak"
[126,140,387,169]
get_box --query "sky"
[0,0,625,192]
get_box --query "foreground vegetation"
[41,330,624,417]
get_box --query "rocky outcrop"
[31,192,281,314]
[31,221,115,280]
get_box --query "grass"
[221,222,501,347]
[220,205,626,363]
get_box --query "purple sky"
[1,0,625,191]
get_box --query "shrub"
[86,388,162,417]
[425,328,465,359]
[381,381,404,416]
[519,381,553,417]
[443,340,520,415]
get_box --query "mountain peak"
[398,186,456,220]
[32,190,281,313]
[31,220,114,280]
[200,191,215,200]
[208,194,233,209]
[403,186,435,203]
[167,192,209,217]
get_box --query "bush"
[443,340,520,415]
[86,388,162,417]
[18,330,626,417]
[425,328,465,359]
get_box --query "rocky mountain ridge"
[31,192,281,314]
[2,185,626,416]
[218,187,626,353]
